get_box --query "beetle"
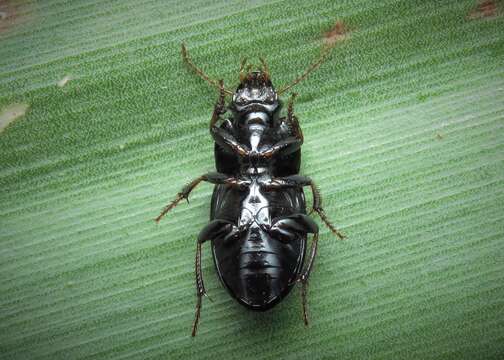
[155,43,344,336]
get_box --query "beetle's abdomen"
[212,226,305,311]
[237,250,289,309]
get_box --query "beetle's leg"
[181,43,233,95]
[211,126,250,157]
[192,238,206,337]
[300,232,319,326]
[209,81,248,157]
[262,214,320,325]
[211,115,302,162]
[256,136,302,159]
[264,213,318,242]
[261,175,345,239]
[256,94,303,159]
[192,219,242,337]
[209,80,227,129]
[155,172,250,222]
[306,179,345,239]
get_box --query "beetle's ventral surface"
[156,41,345,337]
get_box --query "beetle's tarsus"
[300,279,310,326]
[155,194,186,222]
[314,207,345,240]
[191,294,203,337]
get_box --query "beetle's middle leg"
[262,175,345,239]
[155,172,249,223]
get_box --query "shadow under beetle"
[156,42,345,336]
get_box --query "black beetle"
[156,43,344,336]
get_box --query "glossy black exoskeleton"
[156,43,344,336]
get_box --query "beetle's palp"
[259,57,270,81]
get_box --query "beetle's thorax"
[238,174,270,228]
[238,122,270,173]
[248,122,265,151]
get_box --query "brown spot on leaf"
[467,0,498,19]
[0,1,32,34]
[324,21,350,46]
[0,103,29,133]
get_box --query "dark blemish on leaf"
[323,21,349,46]
[436,133,444,140]
[467,0,498,19]
[0,103,29,133]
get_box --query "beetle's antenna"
[181,43,233,96]
[277,44,332,95]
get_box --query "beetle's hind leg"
[192,239,206,337]
[209,80,227,129]
[266,214,319,325]
[300,232,319,326]
[192,219,241,336]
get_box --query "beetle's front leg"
[208,80,251,156]
[262,175,345,239]
[210,126,250,157]
[155,172,249,223]
[209,80,227,129]
[192,219,242,337]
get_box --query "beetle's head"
[231,61,280,120]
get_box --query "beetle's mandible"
[156,42,345,336]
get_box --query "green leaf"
[1,1,503,359]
